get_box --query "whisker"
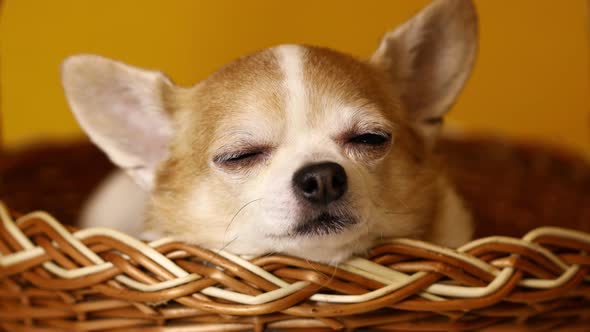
[322,263,339,289]
[217,235,239,253]
[260,251,277,258]
[303,257,337,288]
[221,198,263,250]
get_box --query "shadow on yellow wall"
[1,0,589,155]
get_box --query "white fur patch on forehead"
[275,45,307,131]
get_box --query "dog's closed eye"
[213,148,269,170]
[348,133,390,146]
[341,131,392,161]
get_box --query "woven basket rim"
[2,200,589,311]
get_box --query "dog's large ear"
[62,55,175,190]
[371,0,478,142]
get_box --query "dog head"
[62,0,477,263]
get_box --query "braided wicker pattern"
[1,202,589,331]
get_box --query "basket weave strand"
[1,201,590,331]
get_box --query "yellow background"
[2,1,589,156]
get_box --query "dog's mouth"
[288,212,358,237]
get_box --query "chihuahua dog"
[62,0,477,264]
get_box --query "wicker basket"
[1,136,589,331]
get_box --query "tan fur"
[63,0,477,264]
[146,49,287,243]
[144,44,469,261]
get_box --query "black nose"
[293,162,348,205]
